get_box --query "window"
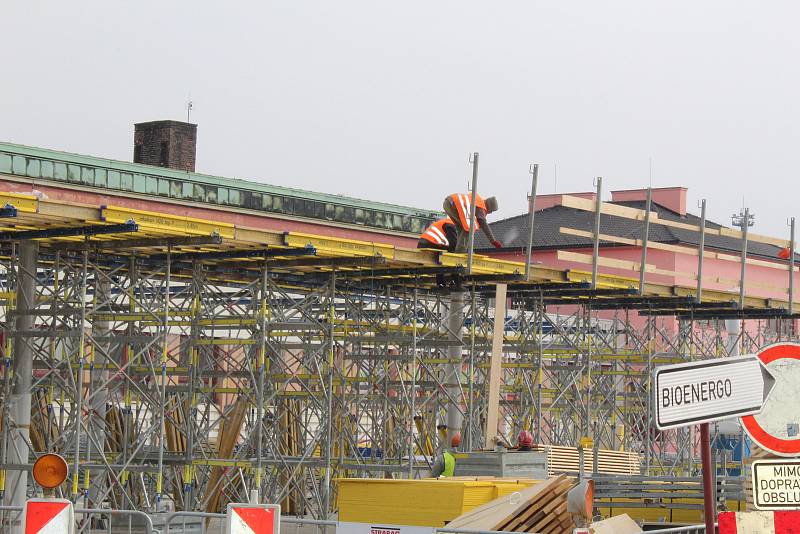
[95,169,107,187]
[182,182,193,198]
[145,176,158,195]
[54,163,67,181]
[0,154,11,173]
[121,173,133,191]
[205,187,217,203]
[193,184,205,201]
[108,171,121,189]
[26,159,40,178]
[67,164,81,183]
[40,161,54,179]
[325,203,335,220]
[159,141,169,167]
[229,189,241,206]
[13,156,26,175]
[158,179,170,196]
[81,167,94,185]
[170,181,182,198]
[218,187,229,204]
[374,212,387,228]
[262,194,273,210]
[133,174,146,193]
[272,195,283,212]
[355,208,365,225]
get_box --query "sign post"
[654,354,776,531]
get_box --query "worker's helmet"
[484,196,498,213]
[450,433,462,448]
[517,430,534,448]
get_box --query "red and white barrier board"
[226,503,281,534]
[22,499,74,534]
[718,511,800,534]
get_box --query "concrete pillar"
[446,291,464,447]
[725,319,741,356]
[88,280,110,509]
[5,241,39,527]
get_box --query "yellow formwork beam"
[284,231,395,258]
[101,205,235,239]
[438,252,522,275]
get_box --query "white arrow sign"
[654,354,775,430]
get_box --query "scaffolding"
[0,191,796,526]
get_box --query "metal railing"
[645,524,715,534]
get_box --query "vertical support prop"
[789,217,795,315]
[467,152,480,274]
[591,177,603,289]
[156,247,171,507]
[739,207,750,309]
[484,283,507,447]
[639,187,652,295]
[696,199,707,303]
[525,164,539,280]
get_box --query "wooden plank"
[560,194,790,248]
[561,226,798,273]
[446,477,565,530]
[204,398,247,516]
[484,283,507,447]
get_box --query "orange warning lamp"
[566,479,595,519]
[32,454,68,489]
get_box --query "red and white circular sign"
[741,342,800,457]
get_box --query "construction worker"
[431,433,461,477]
[517,430,534,452]
[418,217,458,252]
[443,193,502,252]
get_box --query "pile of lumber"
[530,445,640,476]
[446,476,576,534]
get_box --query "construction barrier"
[718,511,800,534]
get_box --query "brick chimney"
[611,187,687,216]
[133,120,197,172]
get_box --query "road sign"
[654,354,775,430]
[741,342,800,457]
[226,503,280,534]
[719,510,800,533]
[22,498,74,534]
[752,459,800,510]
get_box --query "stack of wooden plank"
[446,476,576,534]
[529,445,640,476]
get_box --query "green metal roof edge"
[0,141,442,218]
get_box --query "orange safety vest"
[448,193,487,231]
[421,218,454,246]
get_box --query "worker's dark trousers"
[442,199,470,253]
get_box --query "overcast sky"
[2,2,799,239]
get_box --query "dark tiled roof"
[476,199,792,260]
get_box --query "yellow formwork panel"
[101,205,235,239]
[0,193,38,213]
[284,232,395,258]
[336,478,537,527]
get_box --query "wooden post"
[484,283,507,447]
